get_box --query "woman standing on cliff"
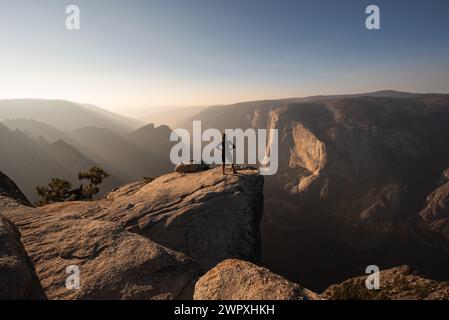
[218,133,236,175]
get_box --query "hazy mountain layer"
[0,123,74,203]
[1,118,175,203]
[0,99,143,133]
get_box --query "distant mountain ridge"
[182,90,443,126]
[132,106,206,128]
[0,99,144,133]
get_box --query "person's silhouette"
[218,133,236,175]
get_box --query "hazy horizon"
[1,0,449,116]
[2,88,449,120]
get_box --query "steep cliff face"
[419,166,449,240]
[1,168,264,299]
[263,97,449,224]
[288,121,327,194]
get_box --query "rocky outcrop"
[0,215,46,299]
[322,265,449,300]
[420,167,449,239]
[194,259,320,300]
[1,168,264,299]
[77,167,264,271]
[0,171,30,206]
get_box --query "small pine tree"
[36,178,72,206]
[78,166,109,200]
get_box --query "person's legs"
[222,163,226,175]
[231,163,236,174]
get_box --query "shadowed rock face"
[194,259,320,300]
[322,265,449,300]
[0,215,46,299]
[1,168,264,299]
[1,172,45,299]
[0,171,30,207]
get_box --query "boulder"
[194,259,320,300]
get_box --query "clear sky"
[1,0,449,115]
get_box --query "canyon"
[183,91,449,290]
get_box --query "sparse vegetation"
[35,166,109,205]
[78,166,109,200]
[36,178,72,206]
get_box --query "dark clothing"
[221,140,226,163]
[221,139,235,164]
